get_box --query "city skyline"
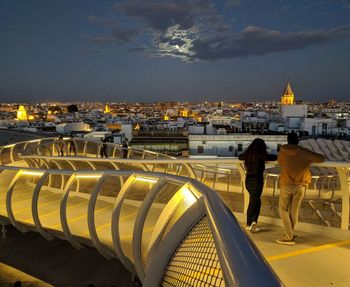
[1,0,350,103]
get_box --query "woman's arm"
[267,154,277,161]
[238,152,246,160]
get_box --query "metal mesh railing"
[141,182,180,268]
[162,216,225,287]
[0,165,281,287]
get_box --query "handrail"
[18,155,350,230]
[18,154,350,167]
[0,165,281,286]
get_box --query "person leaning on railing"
[277,132,325,246]
[239,138,277,233]
[56,134,66,156]
[67,134,77,156]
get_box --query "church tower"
[16,105,28,121]
[104,103,110,114]
[281,81,295,105]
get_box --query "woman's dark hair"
[243,138,268,170]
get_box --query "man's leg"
[279,186,293,240]
[290,185,305,231]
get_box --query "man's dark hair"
[287,132,299,145]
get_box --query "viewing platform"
[0,136,349,286]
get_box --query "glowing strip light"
[218,168,231,172]
[22,171,44,176]
[135,177,157,183]
[181,187,197,204]
[174,186,197,205]
[195,164,206,168]
[28,139,40,143]
[4,144,15,148]
[75,174,102,179]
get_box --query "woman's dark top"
[238,152,277,180]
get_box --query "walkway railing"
[0,164,281,286]
[2,138,349,230]
[20,154,350,229]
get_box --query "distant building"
[104,103,110,114]
[189,134,287,157]
[16,105,28,121]
[281,105,307,119]
[301,118,337,136]
[56,122,91,134]
[280,81,295,105]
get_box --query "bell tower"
[281,81,295,105]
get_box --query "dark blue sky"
[1,0,350,103]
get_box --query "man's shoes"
[276,238,295,246]
[245,225,252,231]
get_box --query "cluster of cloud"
[88,0,350,62]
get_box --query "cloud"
[115,0,202,31]
[128,46,146,53]
[88,15,139,44]
[87,15,117,28]
[88,0,350,62]
[341,0,350,9]
[226,0,240,6]
[191,25,350,61]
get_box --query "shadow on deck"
[0,225,132,287]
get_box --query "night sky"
[1,0,350,103]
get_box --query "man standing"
[277,132,325,246]
[99,138,108,158]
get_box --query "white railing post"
[59,173,83,249]
[9,145,15,163]
[236,162,248,214]
[111,173,138,274]
[87,173,113,259]
[132,178,167,280]
[31,172,54,240]
[5,170,25,232]
[337,167,349,230]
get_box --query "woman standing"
[238,138,277,232]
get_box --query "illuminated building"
[179,109,189,117]
[281,81,295,105]
[104,103,110,114]
[16,105,28,121]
